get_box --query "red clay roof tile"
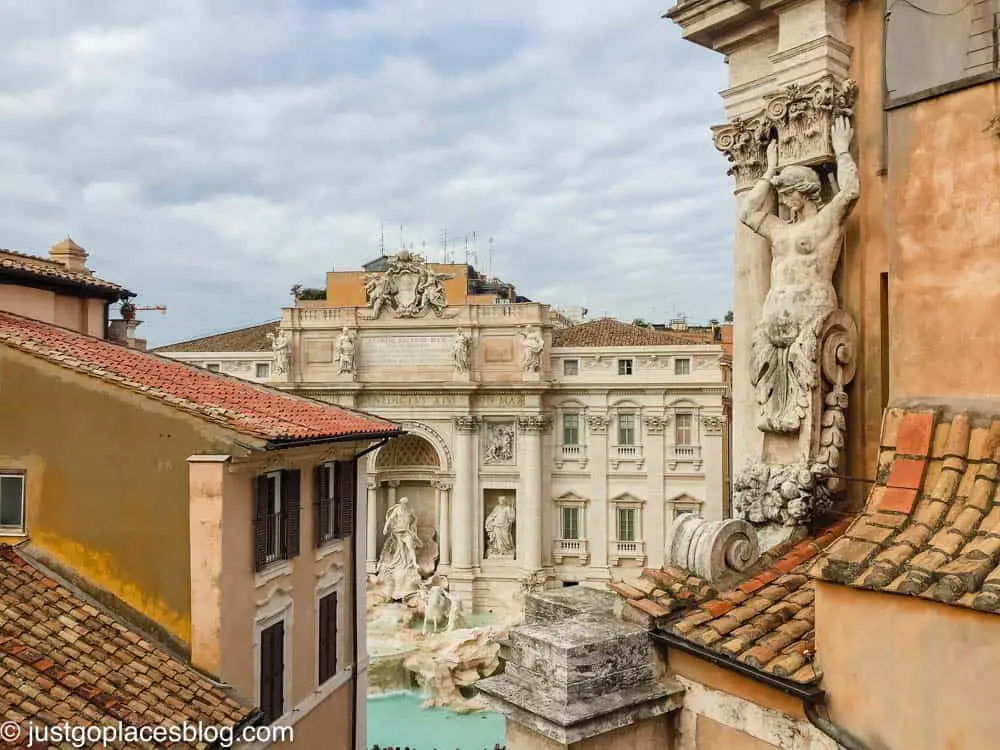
[552,317,719,348]
[0,312,398,444]
[0,249,128,297]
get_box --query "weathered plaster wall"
[697,716,777,750]
[0,285,57,327]
[0,348,239,641]
[817,581,1000,750]
[270,683,353,750]
[885,81,1000,401]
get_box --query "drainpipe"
[349,436,396,750]
[803,697,870,750]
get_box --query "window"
[561,506,580,540]
[617,508,637,542]
[318,592,338,685]
[0,474,25,533]
[675,358,691,375]
[618,413,636,445]
[314,461,355,547]
[256,363,270,379]
[259,620,285,723]
[563,359,579,376]
[254,470,301,571]
[675,413,694,446]
[562,413,580,446]
[206,363,220,373]
[617,358,633,376]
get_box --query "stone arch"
[369,420,452,472]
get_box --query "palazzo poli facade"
[158,252,731,611]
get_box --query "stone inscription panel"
[360,333,452,367]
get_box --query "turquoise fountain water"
[366,691,505,749]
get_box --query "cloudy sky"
[2,1,733,346]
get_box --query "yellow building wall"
[0,346,237,644]
[817,582,1000,750]
[325,263,475,306]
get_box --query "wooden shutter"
[336,460,356,539]
[314,464,330,548]
[282,469,301,558]
[260,620,285,723]
[253,475,270,572]
[318,591,338,684]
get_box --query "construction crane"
[119,300,167,322]
[134,305,167,315]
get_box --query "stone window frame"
[253,587,294,724]
[674,357,691,376]
[617,358,634,376]
[315,562,346,689]
[553,400,588,469]
[206,362,221,372]
[0,471,26,536]
[610,493,644,542]
[562,358,579,377]
[667,493,704,520]
[616,409,640,446]
[256,362,271,379]
[555,493,588,541]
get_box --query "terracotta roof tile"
[610,567,718,628]
[154,321,280,353]
[0,312,398,444]
[0,249,128,297]
[552,317,718,348]
[812,406,1000,615]
[0,545,252,748]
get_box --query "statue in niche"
[484,423,514,464]
[452,329,472,373]
[738,115,859,434]
[267,329,290,377]
[484,496,516,558]
[336,327,357,375]
[520,328,544,373]
[377,496,423,576]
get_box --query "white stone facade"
[161,294,728,612]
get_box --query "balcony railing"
[609,540,646,566]
[561,444,585,459]
[610,444,644,469]
[669,444,701,460]
[261,511,287,566]
[552,538,590,565]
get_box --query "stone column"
[701,415,726,522]
[366,476,378,574]
[586,413,610,577]
[437,480,452,567]
[386,480,398,508]
[643,415,668,569]
[452,417,479,571]
[517,415,547,573]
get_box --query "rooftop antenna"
[488,236,495,279]
[471,230,479,270]
[399,224,404,250]
[440,228,449,263]
[379,218,385,257]
[464,234,469,266]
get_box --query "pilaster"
[585,412,610,576]
[700,415,727,523]
[643,414,668,569]
[366,476,378,574]
[517,414,548,574]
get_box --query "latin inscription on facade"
[360,334,452,367]
[358,392,462,408]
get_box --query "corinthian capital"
[586,414,610,435]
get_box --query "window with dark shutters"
[314,463,341,547]
[259,620,285,723]
[282,469,301,558]
[336,460,356,538]
[253,475,270,572]
[318,591,338,685]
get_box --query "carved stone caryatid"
[336,327,357,375]
[519,327,544,373]
[701,415,725,436]
[732,110,861,531]
[452,329,472,374]
[642,415,669,434]
[484,422,515,464]
[712,76,858,193]
[666,513,760,583]
[585,414,610,435]
[267,328,290,378]
[363,249,455,319]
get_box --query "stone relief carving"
[693,356,717,371]
[585,414,609,435]
[701,415,725,436]
[484,496,515,558]
[731,110,860,533]
[666,514,760,583]
[363,249,456,319]
[712,76,858,192]
[336,327,357,375]
[519,327,544,373]
[642,415,669,434]
[266,329,290,378]
[484,422,515,464]
[452,329,472,373]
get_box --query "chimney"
[49,237,90,274]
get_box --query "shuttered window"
[253,469,301,571]
[318,592,338,685]
[314,460,356,547]
[259,620,285,723]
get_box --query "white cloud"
[0,0,735,344]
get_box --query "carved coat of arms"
[363,250,454,319]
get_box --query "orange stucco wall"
[1,285,57,326]
[0,346,236,642]
[698,716,776,750]
[0,284,107,336]
[325,263,474,306]
[817,581,1000,750]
